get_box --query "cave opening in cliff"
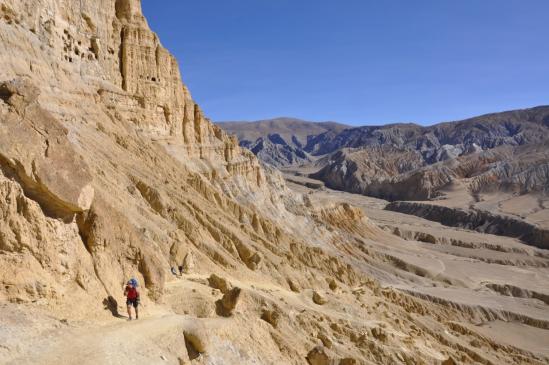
[115,0,131,20]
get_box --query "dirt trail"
[6,313,193,365]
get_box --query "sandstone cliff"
[0,0,267,304]
[0,1,389,363]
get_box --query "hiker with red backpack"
[124,278,140,320]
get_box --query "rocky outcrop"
[310,147,432,200]
[306,346,332,365]
[386,201,549,249]
[311,141,549,201]
[0,78,94,219]
[0,168,99,303]
[215,287,242,317]
[208,274,231,294]
[0,0,270,305]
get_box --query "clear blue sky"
[142,0,549,126]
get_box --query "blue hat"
[128,278,138,287]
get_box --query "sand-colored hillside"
[0,1,548,365]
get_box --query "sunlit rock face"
[0,1,548,364]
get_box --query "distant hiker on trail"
[171,266,177,276]
[178,265,184,276]
[124,278,140,320]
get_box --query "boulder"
[313,291,328,305]
[306,346,331,365]
[208,274,231,294]
[317,333,332,349]
[215,287,242,317]
[182,252,194,274]
[261,309,281,328]
[183,322,210,355]
[441,357,457,365]
[288,279,301,293]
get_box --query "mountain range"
[219,107,549,201]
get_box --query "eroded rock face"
[0,169,99,303]
[0,0,267,306]
[306,346,332,365]
[215,287,242,317]
[310,139,549,202]
[76,196,166,299]
[208,274,231,294]
[386,201,549,249]
[0,78,94,218]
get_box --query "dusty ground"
[3,176,549,364]
[286,175,549,358]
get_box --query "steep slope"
[0,0,266,305]
[1,1,549,365]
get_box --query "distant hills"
[217,118,349,166]
[218,106,549,200]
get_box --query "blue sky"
[142,1,549,126]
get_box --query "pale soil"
[423,182,549,228]
[285,177,549,360]
[2,178,549,364]
[0,276,372,365]
[466,321,549,357]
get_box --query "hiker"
[178,265,184,276]
[124,278,140,320]
[171,266,177,276]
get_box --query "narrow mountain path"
[6,314,193,365]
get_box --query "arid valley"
[0,1,548,364]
